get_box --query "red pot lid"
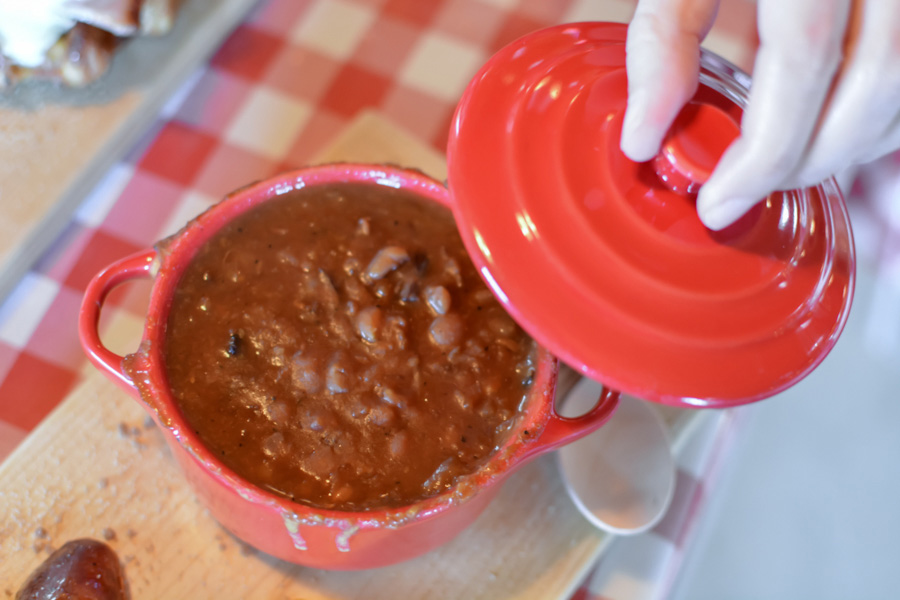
[446,22,855,408]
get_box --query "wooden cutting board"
[0,365,618,599]
[0,0,260,302]
[0,112,692,598]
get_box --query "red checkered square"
[193,142,280,199]
[25,286,87,372]
[137,121,219,186]
[429,106,457,155]
[174,70,253,137]
[320,64,392,117]
[433,0,505,46]
[249,0,314,36]
[381,0,445,26]
[568,586,613,600]
[122,120,165,165]
[346,0,390,8]
[210,24,286,82]
[517,0,573,23]
[263,44,341,102]
[351,15,420,77]
[282,108,348,168]
[381,84,454,148]
[62,229,146,293]
[568,586,591,600]
[488,12,547,54]
[0,352,79,430]
[102,170,186,246]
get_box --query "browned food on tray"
[16,539,128,600]
[62,0,142,36]
[1,24,117,90]
[139,0,181,35]
[163,182,536,511]
[0,0,181,89]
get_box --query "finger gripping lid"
[447,22,855,408]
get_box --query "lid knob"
[652,101,741,194]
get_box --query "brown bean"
[379,386,407,409]
[326,356,351,394]
[290,352,322,394]
[495,337,520,352]
[366,246,409,280]
[443,256,463,287]
[383,315,408,351]
[429,314,463,347]
[331,482,355,505]
[397,267,420,303]
[316,269,340,307]
[304,446,338,478]
[299,406,338,432]
[367,403,397,427]
[262,431,286,458]
[472,288,494,305]
[424,285,451,315]
[356,306,383,343]
[489,315,518,337]
[263,397,290,425]
[389,431,409,458]
[454,389,473,410]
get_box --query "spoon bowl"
[558,378,676,535]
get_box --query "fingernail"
[697,193,756,231]
[620,92,659,162]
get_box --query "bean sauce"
[163,182,535,511]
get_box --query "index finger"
[621,0,720,162]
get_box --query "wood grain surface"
[0,369,616,599]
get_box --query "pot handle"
[78,249,156,391]
[521,387,620,461]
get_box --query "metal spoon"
[557,378,677,535]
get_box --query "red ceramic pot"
[79,164,619,570]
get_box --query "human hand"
[620,0,900,230]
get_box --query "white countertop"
[671,255,900,598]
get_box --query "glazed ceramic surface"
[79,164,618,569]
[448,22,855,408]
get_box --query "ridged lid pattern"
[447,22,854,407]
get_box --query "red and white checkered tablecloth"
[0,0,761,461]
[13,0,895,597]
